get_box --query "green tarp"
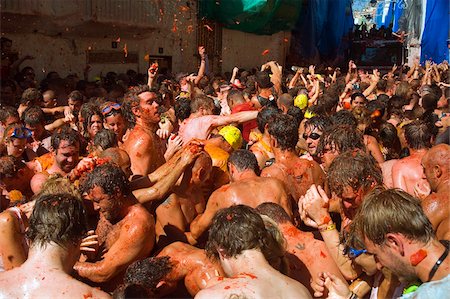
[199,0,302,35]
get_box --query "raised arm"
[133,144,202,205]
[210,110,258,128]
[300,185,359,280]
[194,46,207,86]
[147,62,158,88]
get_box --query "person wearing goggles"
[101,102,126,142]
[1,124,31,159]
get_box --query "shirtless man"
[392,120,431,195]
[155,153,212,245]
[300,150,382,281]
[249,106,279,169]
[188,149,291,244]
[0,155,35,201]
[75,163,155,291]
[178,94,258,144]
[121,85,166,176]
[30,127,81,194]
[0,193,109,298]
[261,114,325,201]
[122,241,224,297]
[421,144,450,240]
[196,205,311,299]
[256,202,345,295]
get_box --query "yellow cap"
[218,125,243,150]
[304,109,316,119]
[294,94,308,109]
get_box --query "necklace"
[428,240,449,282]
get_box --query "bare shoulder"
[195,279,251,299]
[123,204,155,232]
[261,163,285,179]
[0,210,17,227]
[30,172,48,193]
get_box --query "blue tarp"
[420,0,449,63]
[375,0,394,28]
[290,0,353,61]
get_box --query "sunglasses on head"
[101,103,121,115]
[302,132,321,140]
[345,247,367,259]
[6,127,32,140]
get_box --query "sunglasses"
[346,247,367,259]
[101,103,121,115]
[302,132,321,140]
[6,127,32,140]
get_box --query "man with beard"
[30,127,82,194]
[74,163,155,292]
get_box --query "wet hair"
[205,205,285,264]
[26,193,87,249]
[81,104,103,139]
[317,93,339,114]
[0,106,19,124]
[331,110,357,129]
[0,155,26,178]
[350,92,367,105]
[421,93,438,112]
[190,94,215,113]
[228,149,259,174]
[278,93,293,109]
[93,129,118,151]
[227,89,245,107]
[366,100,386,118]
[327,150,382,197]
[317,125,365,155]
[268,114,299,151]
[51,126,80,152]
[286,106,303,127]
[22,105,45,126]
[376,79,387,92]
[256,202,291,225]
[39,174,80,197]
[304,115,332,133]
[395,81,411,101]
[68,90,84,104]
[349,188,435,246]
[112,284,153,299]
[81,163,130,197]
[21,88,42,105]
[174,98,191,121]
[257,106,280,133]
[122,85,158,128]
[124,256,173,294]
[404,120,432,149]
[378,122,401,160]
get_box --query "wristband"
[319,223,336,232]
[348,291,359,299]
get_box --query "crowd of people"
[0,36,449,298]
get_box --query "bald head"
[99,147,132,179]
[191,152,212,185]
[422,144,450,191]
